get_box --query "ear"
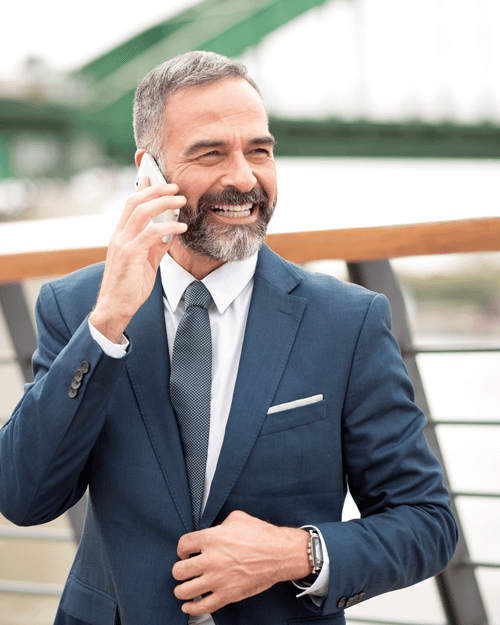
[135,149,147,170]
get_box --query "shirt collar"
[160,251,258,314]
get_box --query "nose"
[220,153,257,193]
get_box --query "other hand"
[172,510,311,615]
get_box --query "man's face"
[160,78,277,262]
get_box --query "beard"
[175,187,276,263]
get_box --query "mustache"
[197,188,269,212]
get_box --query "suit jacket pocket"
[60,576,118,625]
[260,399,327,436]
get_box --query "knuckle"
[228,510,245,521]
[171,562,180,579]
[177,535,187,555]
[124,195,136,209]
[203,595,220,613]
[134,201,148,217]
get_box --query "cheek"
[262,174,277,204]
[258,162,277,195]
[175,170,220,203]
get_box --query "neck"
[168,239,225,280]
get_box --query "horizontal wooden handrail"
[0,248,108,284]
[0,217,499,283]
[267,216,500,264]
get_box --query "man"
[0,51,457,625]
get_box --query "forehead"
[162,78,269,150]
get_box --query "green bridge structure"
[1,0,500,181]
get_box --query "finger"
[177,530,208,560]
[173,576,210,602]
[122,195,187,239]
[181,593,224,616]
[136,182,179,201]
[117,184,185,230]
[116,183,181,232]
[137,174,150,191]
[135,220,187,252]
[172,551,206,582]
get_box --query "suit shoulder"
[258,244,377,305]
[45,262,105,296]
[287,262,392,335]
[287,260,378,305]
[38,263,105,328]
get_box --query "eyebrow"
[184,135,276,157]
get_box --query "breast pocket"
[260,398,327,436]
[229,399,332,512]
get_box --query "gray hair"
[133,51,262,172]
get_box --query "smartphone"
[135,153,179,242]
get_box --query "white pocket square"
[267,394,324,415]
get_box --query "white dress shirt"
[89,251,329,623]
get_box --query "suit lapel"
[202,246,306,528]
[125,271,193,532]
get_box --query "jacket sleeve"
[0,281,128,526]
[316,293,458,615]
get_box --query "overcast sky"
[4,0,500,123]
[2,0,200,76]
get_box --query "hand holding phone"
[136,153,180,242]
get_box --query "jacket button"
[358,592,366,602]
[80,361,90,374]
[346,596,356,608]
[68,386,78,398]
[337,597,347,608]
[71,379,81,390]
[74,369,83,382]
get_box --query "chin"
[178,222,267,263]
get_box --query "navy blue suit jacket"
[0,244,457,625]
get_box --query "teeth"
[212,203,253,218]
[212,203,252,212]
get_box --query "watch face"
[311,535,324,567]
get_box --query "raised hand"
[89,176,187,342]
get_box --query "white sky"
[2,1,200,76]
[4,0,500,122]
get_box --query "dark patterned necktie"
[170,281,213,529]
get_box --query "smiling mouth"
[211,203,254,218]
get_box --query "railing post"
[348,259,489,625]
[0,283,37,383]
[0,281,87,546]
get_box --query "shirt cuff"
[293,525,330,603]
[88,318,129,359]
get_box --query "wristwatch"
[307,529,324,575]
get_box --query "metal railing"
[0,579,64,597]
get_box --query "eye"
[195,151,224,165]
[250,148,271,157]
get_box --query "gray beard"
[176,188,275,263]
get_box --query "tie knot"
[184,281,212,311]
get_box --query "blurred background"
[0,1,499,623]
